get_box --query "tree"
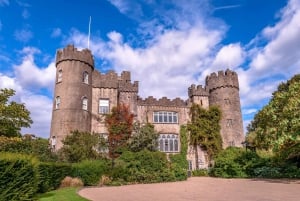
[246,74,300,162]
[60,130,103,162]
[187,104,222,169]
[105,104,134,167]
[0,88,33,137]
[129,122,159,152]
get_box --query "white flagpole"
[88,16,91,49]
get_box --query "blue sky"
[0,0,299,138]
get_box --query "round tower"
[206,69,244,148]
[50,45,94,150]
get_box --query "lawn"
[37,187,89,201]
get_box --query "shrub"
[0,152,39,201]
[72,159,110,186]
[169,154,188,180]
[60,176,84,188]
[37,162,72,193]
[192,169,209,177]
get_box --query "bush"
[210,147,262,178]
[71,159,110,186]
[0,152,39,201]
[109,150,176,184]
[37,162,72,193]
[192,169,209,177]
[60,176,84,188]
[169,154,188,180]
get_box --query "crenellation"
[56,45,94,68]
[188,84,209,97]
[138,96,187,107]
[206,69,239,91]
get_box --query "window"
[153,111,178,123]
[158,134,179,152]
[226,119,233,127]
[82,97,88,110]
[99,99,109,114]
[57,70,62,82]
[55,96,60,109]
[83,71,89,84]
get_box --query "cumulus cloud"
[0,47,55,138]
[51,28,62,38]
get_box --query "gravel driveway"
[78,177,300,201]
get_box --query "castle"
[50,45,244,170]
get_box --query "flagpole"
[88,16,91,49]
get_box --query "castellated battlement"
[205,69,239,91]
[138,96,187,107]
[56,45,94,68]
[188,84,209,97]
[92,70,138,92]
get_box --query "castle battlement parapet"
[138,96,187,107]
[205,69,239,91]
[188,84,209,97]
[56,45,94,68]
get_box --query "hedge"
[0,153,39,201]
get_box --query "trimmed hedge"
[71,160,110,186]
[38,162,72,193]
[0,152,39,201]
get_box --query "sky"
[0,0,299,138]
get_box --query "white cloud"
[22,8,30,19]
[51,28,62,38]
[0,0,9,6]
[14,28,33,42]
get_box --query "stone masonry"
[50,45,244,170]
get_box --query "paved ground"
[78,177,300,201]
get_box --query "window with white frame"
[153,111,178,123]
[83,71,89,84]
[55,96,60,109]
[158,134,179,152]
[57,70,62,82]
[82,97,88,110]
[99,99,109,114]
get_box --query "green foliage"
[0,152,39,201]
[37,187,89,201]
[105,104,134,163]
[60,130,102,163]
[37,162,72,193]
[0,136,56,162]
[129,122,159,152]
[71,160,110,186]
[247,74,300,162]
[0,88,33,137]
[192,169,209,177]
[169,126,189,181]
[187,104,222,169]
[109,150,176,184]
[210,147,262,178]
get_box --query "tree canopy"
[105,104,134,164]
[0,88,33,137]
[187,104,222,168]
[246,74,300,161]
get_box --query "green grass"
[37,187,89,201]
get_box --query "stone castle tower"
[50,45,244,169]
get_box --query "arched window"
[57,70,62,82]
[82,97,88,110]
[83,71,89,84]
[158,134,179,153]
[55,96,60,109]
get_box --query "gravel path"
[78,177,300,201]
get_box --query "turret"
[50,45,94,150]
[188,84,209,108]
[206,69,244,148]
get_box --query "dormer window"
[82,97,88,110]
[83,71,89,84]
[57,70,62,82]
[55,96,60,109]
